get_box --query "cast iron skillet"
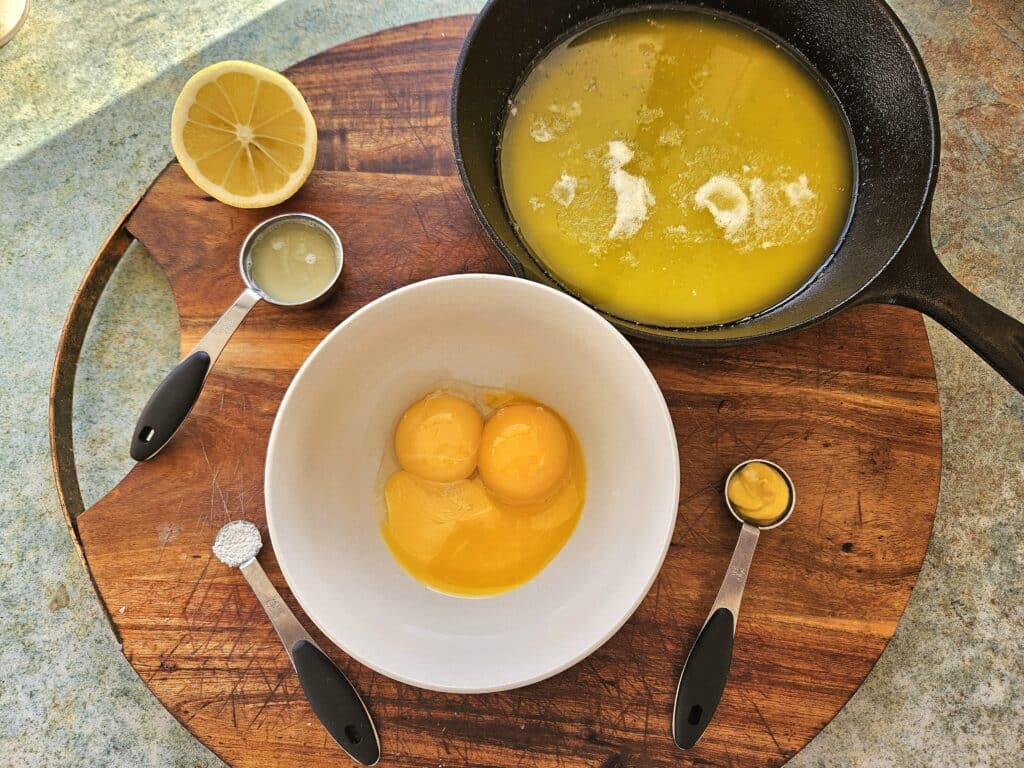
[451,0,1024,395]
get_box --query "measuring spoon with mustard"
[672,459,795,749]
[131,212,343,461]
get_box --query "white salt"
[213,520,262,567]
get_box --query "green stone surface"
[0,1,1020,765]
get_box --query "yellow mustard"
[726,462,791,526]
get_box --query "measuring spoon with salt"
[130,212,343,461]
[213,520,380,765]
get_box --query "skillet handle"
[860,222,1024,396]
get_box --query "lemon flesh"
[171,61,317,208]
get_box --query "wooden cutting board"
[51,16,942,768]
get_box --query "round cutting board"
[51,16,941,768]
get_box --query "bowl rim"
[265,273,681,693]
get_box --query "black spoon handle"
[130,288,260,461]
[239,559,381,766]
[673,607,736,749]
[130,351,210,461]
[673,522,760,749]
[293,639,381,766]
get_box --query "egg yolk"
[383,470,583,596]
[726,462,791,526]
[381,390,586,596]
[478,405,570,502]
[394,393,483,482]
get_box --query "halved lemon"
[171,61,317,208]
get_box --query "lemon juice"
[248,220,338,303]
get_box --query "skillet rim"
[450,0,943,346]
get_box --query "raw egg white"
[381,386,586,597]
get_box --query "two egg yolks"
[382,392,585,596]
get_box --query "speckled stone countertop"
[0,1,1021,766]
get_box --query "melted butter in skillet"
[500,11,854,327]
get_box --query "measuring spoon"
[672,459,796,749]
[130,212,343,461]
[213,520,380,765]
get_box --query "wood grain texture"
[71,16,942,768]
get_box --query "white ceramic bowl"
[265,274,679,693]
